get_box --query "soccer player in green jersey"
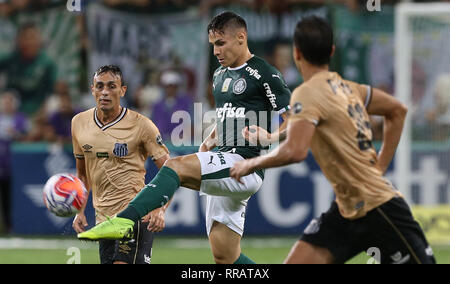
[78,11,291,264]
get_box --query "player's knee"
[163,157,184,177]
[212,253,234,264]
[209,224,241,264]
[163,155,201,186]
[211,245,239,264]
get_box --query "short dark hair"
[207,11,247,34]
[94,65,125,86]
[293,16,334,66]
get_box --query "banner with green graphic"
[333,5,395,91]
[85,4,209,107]
[0,7,82,99]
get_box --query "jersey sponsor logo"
[425,246,434,257]
[213,68,226,77]
[208,155,216,166]
[113,143,128,157]
[144,254,151,264]
[222,78,232,92]
[233,78,247,95]
[304,218,321,235]
[82,144,93,152]
[216,103,246,122]
[96,152,109,158]
[216,152,227,165]
[118,244,132,255]
[354,201,365,210]
[293,102,303,114]
[263,83,277,109]
[390,252,411,264]
[245,66,261,80]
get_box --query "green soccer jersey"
[212,55,291,177]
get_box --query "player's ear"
[330,45,336,58]
[293,45,302,61]
[120,85,127,97]
[237,30,246,45]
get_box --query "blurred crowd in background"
[0,0,450,231]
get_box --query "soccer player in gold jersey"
[231,16,436,264]
[71,65,170,264]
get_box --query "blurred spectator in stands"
[199,0,254,14]
[102,0,150,9]
[0,0,30,16]
[151,70,193,142]
[134,68,162,118]
[0,90,28,233]
[102,0,200,13]
[0,0,67,17]
[0,22,57,117]
[45,81,71,114]
[48,92,80,143]
[423,73,450,141]
[24,109,55,142]
[269,41,302,90]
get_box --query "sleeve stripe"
[278,105,290,115]
[290,116,318,126]
[364,86,373,109]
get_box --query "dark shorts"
[99,221,154,264]
[301,197,436,264]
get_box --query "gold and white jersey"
[72,107,169,223]
[289,71,399,220]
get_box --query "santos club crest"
[113,143,128,157]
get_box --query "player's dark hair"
[94,65,125,86]
[293,16,334,66]
[207,11,247,34]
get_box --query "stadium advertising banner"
[85,4,208,105]
[11,143,450,242]
[0,6,82,101]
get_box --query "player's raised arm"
[365,88,408,174]
[231,84,316,182]
[231,117,314,183]
[242,111,289,147]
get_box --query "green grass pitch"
[0,236,449,264]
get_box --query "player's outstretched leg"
[77,155,201,241]
[77,216,135,241]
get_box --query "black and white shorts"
[99,220,153,264]
[301,197,436,264]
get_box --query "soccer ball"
[43,173,88,217]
